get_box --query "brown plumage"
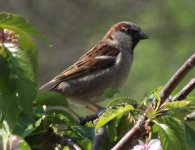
[40,21,148,108]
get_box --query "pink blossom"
[131,139,162,150]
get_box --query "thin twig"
[184,111,195,121]
[46,127,82,150]
[111,115,147,150]
[91,109,107,150]
[159,53,195,104]
[172,78,195,101]
[92,125,107,150]
[111,53,195,150]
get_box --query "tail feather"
[39,79,58,90]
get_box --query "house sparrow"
[40,21,148,110]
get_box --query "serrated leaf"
[163,100,191,109]
[34,91,68,107]
[95,104,134,130]
[157,117,186,150]
[107,97,138,107]
[158,124,179,150]
[163,117,186,149]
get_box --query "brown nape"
[103,22,131,40]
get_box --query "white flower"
[131,139,162,150]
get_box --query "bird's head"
[103,21,148,50]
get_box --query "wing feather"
[39,42,120,90]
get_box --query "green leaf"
[106,118,118,142]
[158,123,179,150]
[71,125,94,141]
[154,91,161,111]
[184,123,195,150]
[78,140,92,150]
[1,121,11,150]
[0,79,20,128]
[95,104,135,130]
[0,45,35,119]
[107,97,138,107]
[142,87,163,106]
[13,106,46,139]
[0,13,46,121]
[163,100,191,109]
[157,117,186,150]
[18,138,31,150]
[106,113,134,143]
[46,109,76,125]
[34,91,68,107]
[61,126,92,150]
[13,113,46,138]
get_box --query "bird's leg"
[84,99,104,110]
[85,105,97,112]
[68,108,81,119]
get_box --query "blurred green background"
[1,0,194,101]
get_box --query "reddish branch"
[111,53,195,150]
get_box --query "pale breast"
[112,50,133,87]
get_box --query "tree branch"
[172,78,195,101]
[111,53,195,150]
[159,53,195,104]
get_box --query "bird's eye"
[125,28,131,34]
[125,28,139,35]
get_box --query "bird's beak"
[135,31,149,40]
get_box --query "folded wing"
[39,42,120,90]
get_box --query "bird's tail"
[39,79,58,90]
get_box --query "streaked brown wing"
[53,42,120,82]
[39,43,120,90]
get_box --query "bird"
[40,21,148,111]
